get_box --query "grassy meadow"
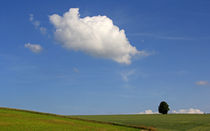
[1,107,210,131]
[73,114,210,131]
[0,108,140,131]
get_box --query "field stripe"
[67,116,156,131]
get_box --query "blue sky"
[0,0,210,115]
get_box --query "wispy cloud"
[29,14,34,21]
[195,80,209,86]
[73,67,79,73]
[172,108,204,114]
[121,70,136,82]
[128,32,193,40]
[138,50,155,57]
[39,27,47,34]
[24,43,42,53]
[29,14,47,35]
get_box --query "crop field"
[0,108,140,131]
[73,114,210,131]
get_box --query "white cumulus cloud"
[138,109,158,114]
[25,43,42,53]
[49,8,144,64]
[172,108,204,114]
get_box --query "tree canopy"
[158,101,170,114]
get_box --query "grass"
[72,114,210,131]
[1,107,209,131]
[0,107,141,131]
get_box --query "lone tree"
[158,101,170,114]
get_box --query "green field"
[0,108,140,131]
[73,114,210,131]
[1,107,210,131]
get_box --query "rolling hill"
[0,107,145,131]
